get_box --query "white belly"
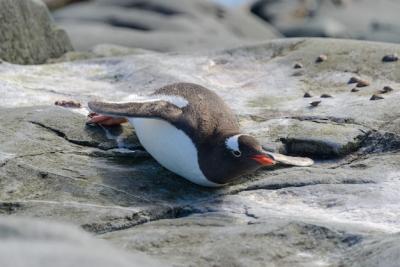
[129,118,220,187]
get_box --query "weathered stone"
[1,38,400,266]
[0,0,73,64]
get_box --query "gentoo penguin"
[88,83,313,187]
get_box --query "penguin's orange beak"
[251,154,276,166]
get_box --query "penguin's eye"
[231,150,242,157]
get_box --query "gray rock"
[0,216,163,267]
[52,0,280,52]
[251,0,400,43]
[0,0,73,64]
[1,38,400,266]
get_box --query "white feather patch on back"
[123,94,188,108]
[225,134,242,151]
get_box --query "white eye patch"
[225,134,242,152]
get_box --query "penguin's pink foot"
[87,112,128,126]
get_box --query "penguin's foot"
[86,112,128,126]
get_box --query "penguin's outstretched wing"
[88,100,183,121]
[264,151,314,167]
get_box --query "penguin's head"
[199,133,276,185]
[225,134,276,167]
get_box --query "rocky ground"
[1,37,400,266]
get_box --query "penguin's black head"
[225,134,275,167]
[199,134,276,185]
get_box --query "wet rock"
[303,92,312,98]
[0,0,73,64]
[351,88,360,92]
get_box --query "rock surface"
[1,38,400,266]
[0,216,163,267]
[251,0,400,43]
[0,0,73,64]
[52,0,280,52]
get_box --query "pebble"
[315,54,328,63]
[348,77,360,84]
[320,94,332,98]
[55,100,81,108]
[379,86,394,94]
[303,92,312,98]
[310,101,321,107]
[382,54,399,62]
[294,63,303,69]
[370,94,384,101]
[351,88,360,92]
[356,80,370,87]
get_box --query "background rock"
[1,38,400,266]
[52,0,280,52]
[251,0,400,43]
[0,0,73,64]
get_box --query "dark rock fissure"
[225,178,375,197]
[29,121,103,149]
[85,205,195,235]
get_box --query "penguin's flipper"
[88,100,183,121]
[264,151,314,167]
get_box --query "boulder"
[0,0,73,64]
[251,0,400,43]
[52,0,280,52]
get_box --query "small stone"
[356,80,370,87]
[292,70,304,77]
[310,101,321,107]
[351,88,360,92]
[379,86,394,94]
[370,94,384,101]
[382,54,399,62]
[348,77,360,84]
[320,94,332,98]
[315,54,328,63]
[55,100,81,108]
[294,63,303,69]
[303,92,312,98]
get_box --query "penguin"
[88,83,313,187]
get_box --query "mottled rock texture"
[0,0,73,64]
[1,38,400,266]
